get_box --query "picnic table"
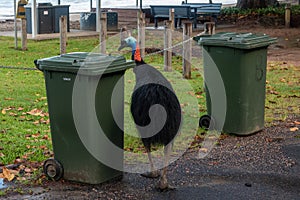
[182,2,222,28]
[150,3,222,29]
[150,5,193,28]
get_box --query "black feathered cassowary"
[119,36,182,190]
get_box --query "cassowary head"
[118,36,145,66]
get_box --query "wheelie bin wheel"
[43,158,63,181]
[199,115,215,130]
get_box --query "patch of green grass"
[265,63,300,126]
[0,190,7,196]
[0,36,99,68]
[0,36,101,165]
[0,33,299,170]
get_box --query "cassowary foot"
[141,171,160,178]
[156,176,176,191]
[156,182,176,192]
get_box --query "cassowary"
[118,36,182,190]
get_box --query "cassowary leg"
[141,147,160,178]
[158,143,175,191]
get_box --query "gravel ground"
[2,118,299,199]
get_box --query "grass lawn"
[0,33,299,182]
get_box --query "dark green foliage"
[221,5,300,16]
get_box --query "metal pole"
[140,0,142,9]
[14,0,18,49]
[90,0,93,12]
[96,0,101,32]
[31,0,37,38]
[58,0,61,5]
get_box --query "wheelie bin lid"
[35,52,135,75]
[197,32,277,49]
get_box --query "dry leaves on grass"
[294,121,300,125]
[0,161,46,183]
[290,127,299,132]
[0,167,15,182]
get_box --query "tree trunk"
[237,0,278,9]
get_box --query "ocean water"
[0,0,236,19]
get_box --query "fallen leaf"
[17,177,26,181]
[188,91,195,96]
[199,148,208,153]
[294,121,300,125]
[269,90,279,95]
[2,167,15,181]
[17,107,24,111]
[33,120,40,125]
[27,109,44,117]
[280,78,286,83]
[24,168,32,173]
[1,109,6,115]
[42,135,50,140]
[290,127,299,132]
[9,112,17,117]
[14,158,23,164]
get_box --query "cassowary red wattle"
[119,36,182,191]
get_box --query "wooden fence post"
[100,12,107,54]
[285,3,291,28]
[169,8,175,30]
[164,20,172,72]
[183,22,192,79]
[60,16,67,55]
[204,22,215,35]
[21,18,27,51]
[138,10,145,58]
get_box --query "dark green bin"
[35,52,134,184]
[198,32,276,135]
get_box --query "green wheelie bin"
[198,32,276,135]
[35,52,134,184]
